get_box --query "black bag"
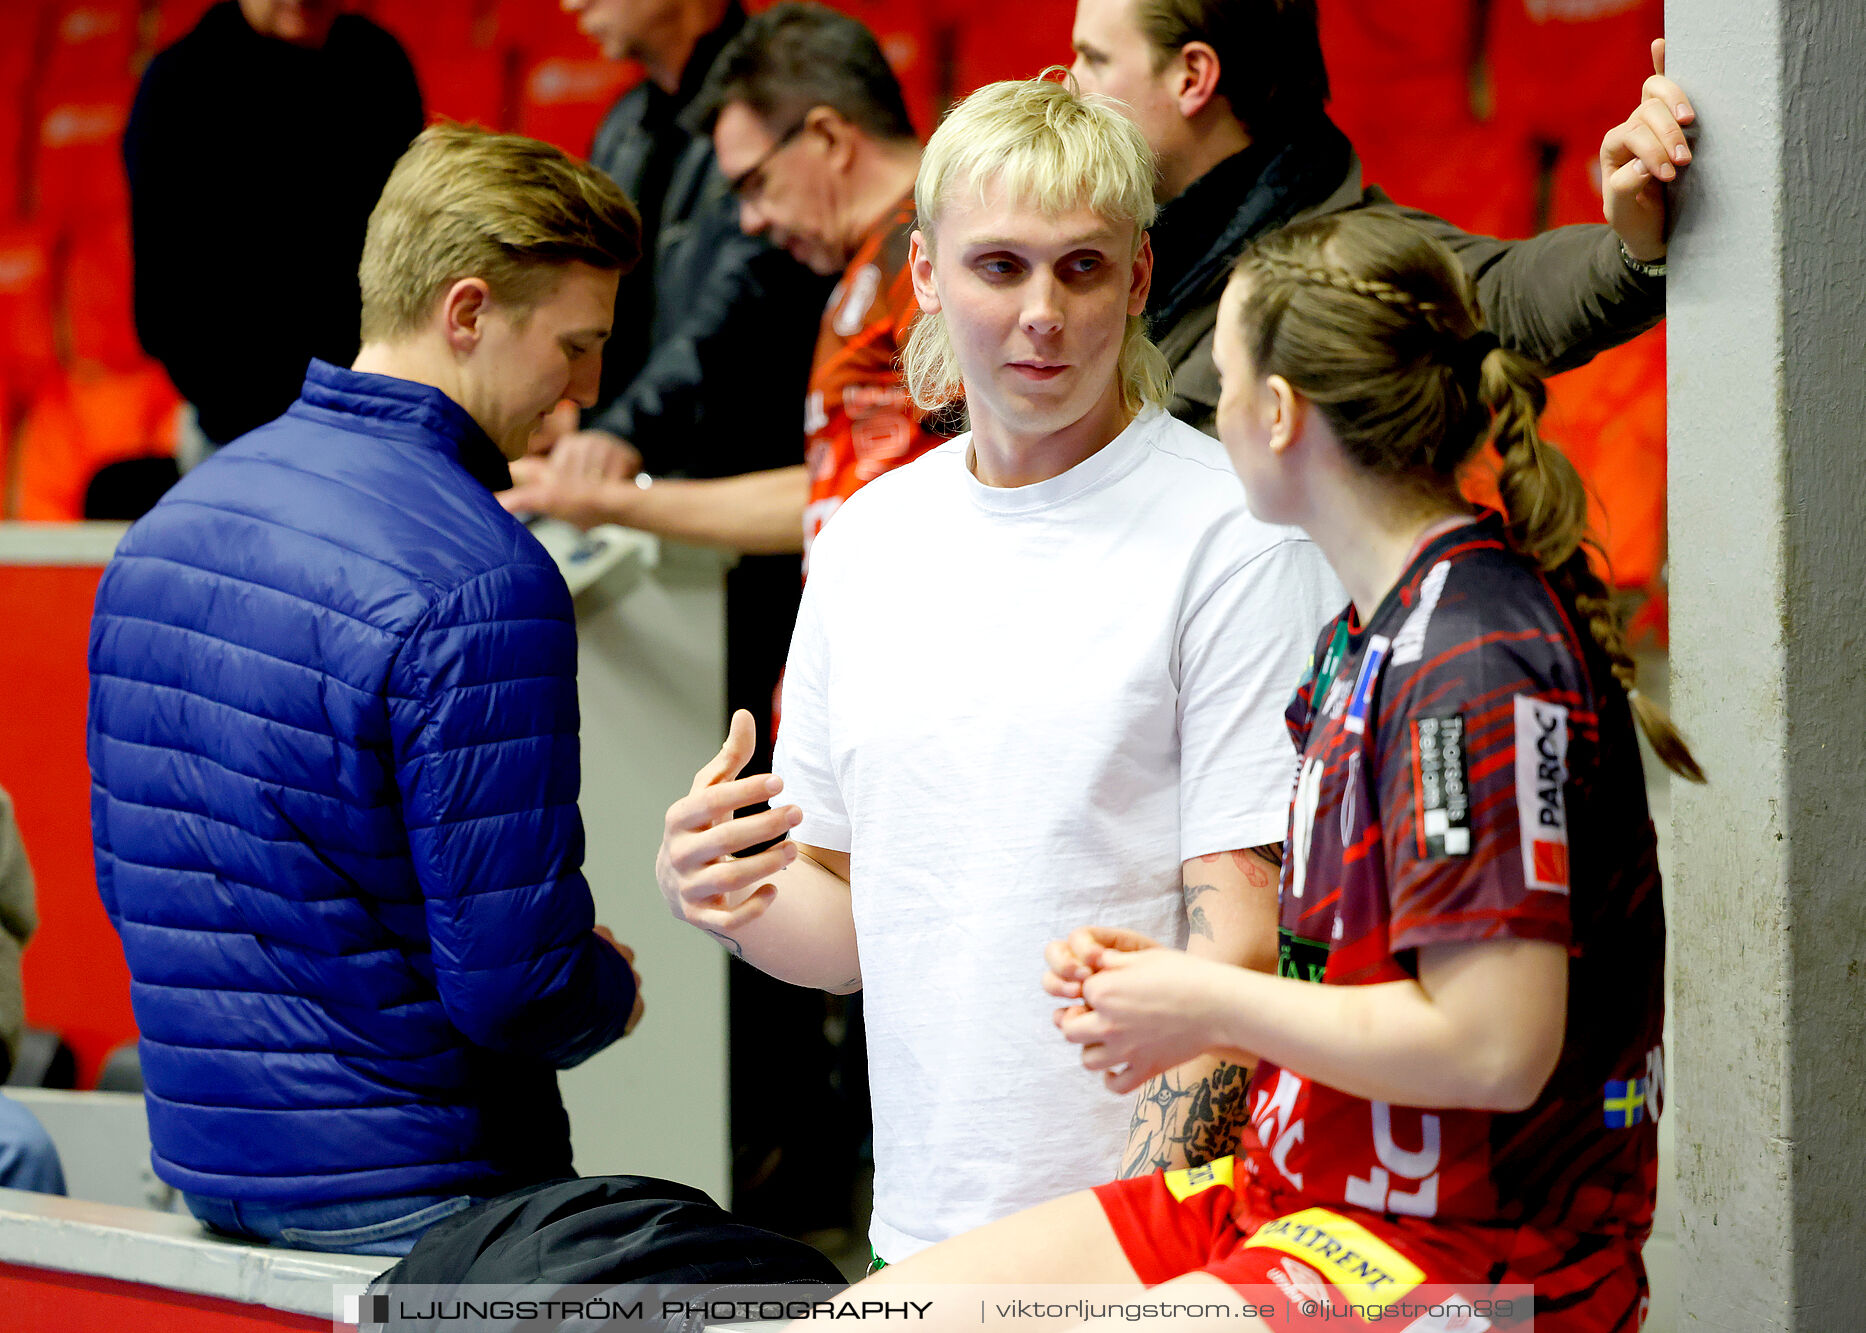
[370,1175,847,1331]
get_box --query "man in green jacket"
[1069,0,1692,435]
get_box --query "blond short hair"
[902,75,1172,415]
[359,124,642,342]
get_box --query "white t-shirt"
[772,407,1342,1260]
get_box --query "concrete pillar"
[1666,0,1866,1327]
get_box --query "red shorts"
[1093,1158,1647,1332]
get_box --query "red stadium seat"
[1546,138,1608,230]
[492,0,593,62]
[41,1,144,97]
[63,216,145,374]
[419,48,511,130]
[14,364,181,521]
[32,92,133,227]
[514,55,641,155]
[153,0,220,50]
[0,377,12,515]
[1320,0,1477,137]
[1354,119,1539,241]
[366,0,487,55]
[947,0,1074,95]
[0,369,18,511]
[1320,1,1540,239]
[1486,0,1661,144]
[366,0,506,127]
[0,226,60,387]
[0,105,26,223]
[0,6,44,218]
[0,1,47,46]
[1541,324,1667,594]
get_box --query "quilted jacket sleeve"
[390,561,637,1068]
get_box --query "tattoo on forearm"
[704,929,745,960]
[1120,1062,1254,1177]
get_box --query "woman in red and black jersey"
[853,210,1704,1331]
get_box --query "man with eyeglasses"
[555,0,832,838]
[506,2,944,574]
[557,0,829,486]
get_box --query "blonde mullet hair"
[1233,211,1704,783]
[902,74,1172,416]
[359,123,642,343]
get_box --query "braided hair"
[1232,211,1703,781]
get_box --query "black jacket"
[123,2,423,445]
[583,6,830,478]
[372,1175,846,1332]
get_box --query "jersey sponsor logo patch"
[1390,560,1452,666]
[1244,1207,1426,1309]
[1250,1068,1306,1191]
[1278,926,1329,983]
[1343,635,1391,735]
[1288,755,1326,901]
[1513,695,1570,892]
[1413,713,1471,857]
[1266,1259,1331,1306]
[1310,622,1352,720]
[844,381,908,414]
[832,262,882,336]
[1162,1155,1234,1201]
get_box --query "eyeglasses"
[724,117,810,202]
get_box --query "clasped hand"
[1043,926,1240,1095]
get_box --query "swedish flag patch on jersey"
[1604,1077,1651,1128]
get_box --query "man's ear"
[1129,232,1154,317]
[809,104,857,172]
[908,230,941,314]
[1174,41,1224,120]
[441,277,492,353]
[1265,373,1304,454]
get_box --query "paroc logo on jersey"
[1512,695,1570,892]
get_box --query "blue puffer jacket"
[87,361,638,1204]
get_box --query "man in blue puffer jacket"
[87,124,648,1256]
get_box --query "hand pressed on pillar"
[1601,38,1698,264]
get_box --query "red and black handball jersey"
[1243,512,1665,1241]
[801,193,948,574]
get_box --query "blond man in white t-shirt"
[653,75,1341,1263]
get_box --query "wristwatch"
[1619,241,1668,279]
